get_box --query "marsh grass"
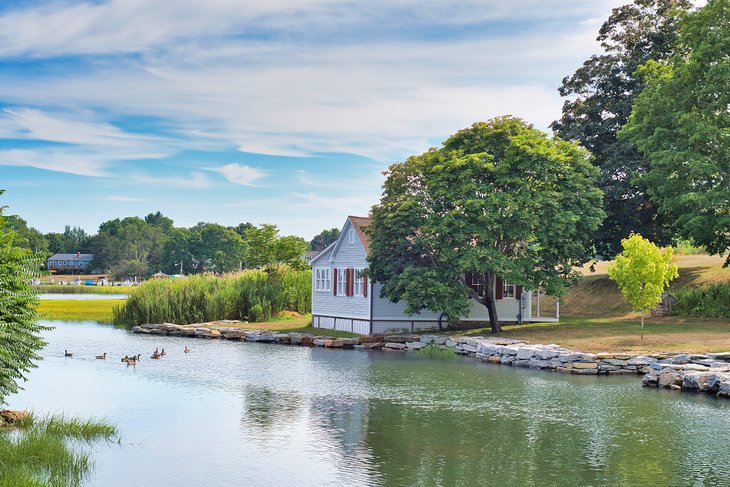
[418,342,456,359]
[38,300,124,322]
[32,285,133,295]
[113,266,311,327]
[0,413,118,487]
[675,282,730,318]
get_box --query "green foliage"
[418,342,456,359]
[368,116,604,333]
[0,191,49,403]
[0,413,117,486]
[673,239,705,256]
[674,283,730,318]
[242,224,309,270]
[310,228,341,251]
[113,266,312,326]
[608,234,678,337]
[621,0,730,265]
[552,0,691,257]
[4,215,48,255]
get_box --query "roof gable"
[310,216,371,265]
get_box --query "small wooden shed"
[652,293,678,317]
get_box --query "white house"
[310,216,556,335]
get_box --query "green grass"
[0,413,117,487]
[279,326,360,338]
[38,300,123,322]
[418,342,456,358]
[33,285,134,295]
[113,267,311,327]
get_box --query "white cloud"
[204,164,267,186]
[105,195,149,202]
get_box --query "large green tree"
[310,228,341,251]
[0,191,48,402]
[552,0,691,257]
[367,117,604,333]
[621,0,730,265]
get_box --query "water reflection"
[7,321,730,486]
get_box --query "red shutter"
[495,277,503,300]
[516,286,523,300]
[363,270,368,298]
[349,269,354,297]
[346,269,352,297]
[333,268,338,296]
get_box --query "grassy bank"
[451,254,730,354]
[38,300,124,322]
[33,285,133,295]
[0,413,117,486]
[113,267,311,327]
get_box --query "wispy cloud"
[105,195,150,202]
[204,163,267,186]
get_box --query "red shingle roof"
[348,216,371,255]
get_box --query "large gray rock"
[528,359,551,369]
[516,347,538,360]
[673,354,690,365]
[628,356,658,366]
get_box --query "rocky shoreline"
[132,322,730,400]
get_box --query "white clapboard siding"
[371,282,530,322]
[311,219,371,321]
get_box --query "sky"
[0,0,628,239]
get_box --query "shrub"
[674,283,730,318]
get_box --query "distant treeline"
[112,266,311,326]
[7,212,341,278]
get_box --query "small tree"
[608,234,678,339]
[0,191,49,403]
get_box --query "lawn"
[451,254,730,354]
[38,299,124,322]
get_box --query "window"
[337,268,347,296]
[354,269,364,296]
[315,268,331,291]
[348,229,356,244]
[503,282,516,298]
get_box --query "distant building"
[46,252,93,273]
[305,250,322,265]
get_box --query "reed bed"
[113,266,312,327]
[0,413,117,487]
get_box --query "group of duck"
[64,346,191,365]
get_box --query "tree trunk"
[482,270,501,334]
[641,312,644,340]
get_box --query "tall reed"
[113,266,312,326]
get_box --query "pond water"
[9,321,730,486]
[39,293,129,300]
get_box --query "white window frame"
[503,282,516,298]
[348,229,356,244]
[337,268,347,296]
[314,268,331,292]
[354,269,364,297]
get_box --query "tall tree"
[194,224,246,273]
[367,117,604,333]
[310,228,341,251]
[274,235,311,270]
[621,0,730,265]
[0,191,49,402]
[61,225,92,253]
[552,0,691,257]
[5,215,48,255]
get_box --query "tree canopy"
[367,116,604,333]
[310,228,341,251]
[0,191,48,402]
[552,0,691,257]
[608,234,678,338]
[621,0,730,265]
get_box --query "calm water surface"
[9,321,730,486]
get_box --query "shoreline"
[132,321,730,400]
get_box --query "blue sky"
[0,0,627,239]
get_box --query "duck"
[64,350,73,357]
[95,353,107,360]
[160,348,166,357]
[151,351,161,359]
[184,346,191,353]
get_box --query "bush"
[674,283,730,318]
[113,265,311,326]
